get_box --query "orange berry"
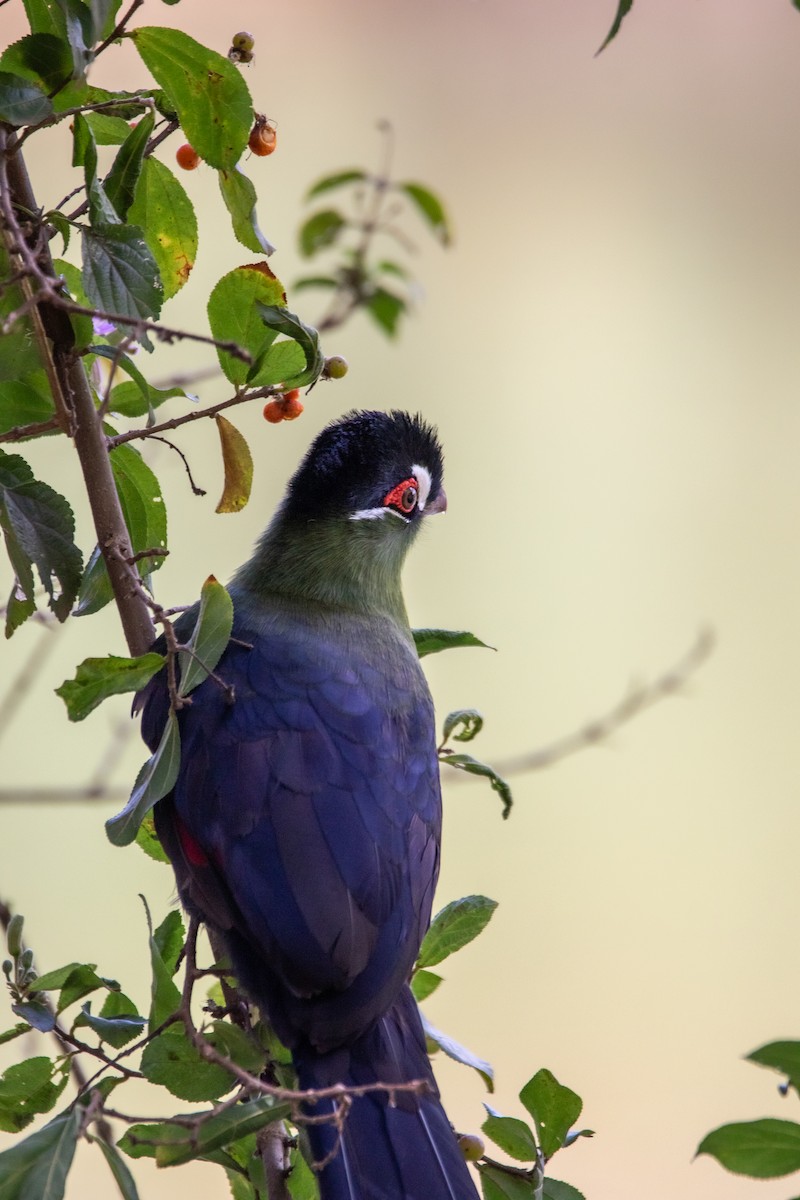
[262,400,284,423]
[281,395,304,420]
[176,143,201,170]
[249,116,277,156]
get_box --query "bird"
[137,409,479,1200]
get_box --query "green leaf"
[178,575,233,695]
[82,223,163,321]
[73,1000,145,1049]
[107,379,187,420]
[397,182,451,246]
[0,1058,68,1134]
[143,915,181,1034]
[298,209,346,257]
[293,275,338,293]
[413,628,494,657]
[418,895,497,969]
[131,27,251,170]
[478,1166,535,1200]
[207,1020,264,1073]
[286,1145,319,1200]
[0,1106,81,1200]
[128,157,197,301]
[596,0,635,54]
[140,1029,235,1102]
[96,1138,141,1200]
[52,257,93,350]
[56,652,165,721]
[105,711,180,847]
[152,909,184,977]
[104,112,155,221]
[519,1069,583,1161]
[254,305,324,388]
[0,34,72,93]
[219,167,276,256]
[747,1041,800,1093]
[21,0,68,41]
[248,340,307,389]
[118,1097,291,1167]
[134,811,170,864]
[207,263,286,386]
[481,1112,538,1163]
[410,969,442,1003]
[305,169,367,199]
[214,417,253,514]
[0,378,56,437]
[440,752,513,819]
[28,962,86,992]
[542,1181,586,1200]
[75,443,167,616]
[365,287,405,336]
[0,449,83,634]
[56,963,116,1013]
[697,1118,800,1178]
[421,1015,494,1091]
[82,110,131,144]
[442,709,484,744]
[0,1025,29,1047]
[0,71,52,125]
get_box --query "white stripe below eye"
[349,507,408,522]
[412,463,432,510]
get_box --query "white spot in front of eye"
[412,463,432,510]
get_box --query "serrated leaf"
[596,0,635,54]
[0,1058,67,1134]
[697,1118,800,1178]
[397,182,451,246]
[152,909,184,978]
[219,167,275,256]
[542,1181,585,1200]
[21,0,67,41]
[131,27,251,170]
[0,34,72,93]
[365,287,405,336]
[0,71,52,125]
[215,417,253,514]
[410,969,442,1003]
[442,709,483,744]
[421,1015,494,1091]
[10,999,55,1032]
[0,378,56,437]
[481,1113,538,1163]
[747,1041,800,1093]
[56,652,165,721]
[73,1001,145,1049]
[119,1097,291,1167]
[418,895,497,968]
[207,263,286,386]
[0,449,83,633]
[134,811,170,864]
[479,1166,535,1200]
[140,1029,235,1102]
[413,628,494,657]
[96,1138,141,1200]
[178,575,233,695]
[440,752,513,819]
[298,209,346,257]
[0,1106,81,1199]
[57,963,116,1013]
[127,156,197,300]
[76,443,167,616]
[254,305,324,388]
[104,111,154,221]
[105,711,180,847]
[305,169,367,199]
[519,1070,582,1161]
[207,1020,264,1073]
[82,223,163,321]
[248,340,307,389]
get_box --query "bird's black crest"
[284,409,444,520]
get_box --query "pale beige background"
[3,2,800,1198]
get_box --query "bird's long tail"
[292,986,478,1200]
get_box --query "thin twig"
[107,386,278,448]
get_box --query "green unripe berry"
[323,355,349,380]
[231,31,255,51]
[19,948,34,970]
[458,1133,485,1162]
[2,959,12,980]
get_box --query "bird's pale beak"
[424,488,447,516]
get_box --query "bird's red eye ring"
[383,478,418,514]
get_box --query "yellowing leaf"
[215,416,253,513]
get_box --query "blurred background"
[3,1,800,1197]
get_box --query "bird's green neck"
[232,508,415,627]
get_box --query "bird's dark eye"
[383,477,418,515]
